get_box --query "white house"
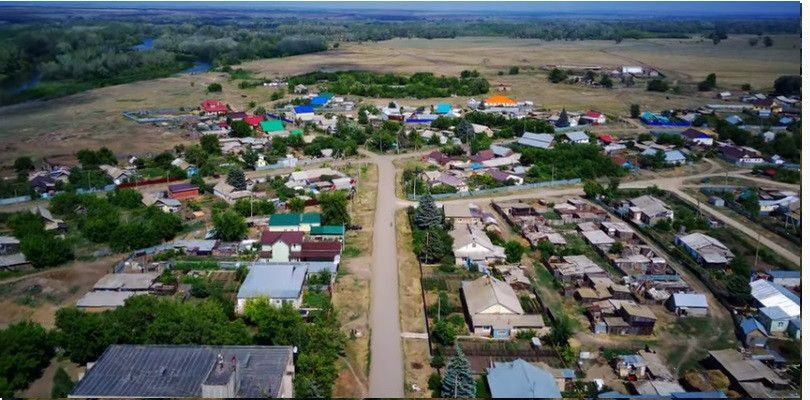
[235,263,306,314]
[451,224,506,267]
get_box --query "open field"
[0,35,799,165]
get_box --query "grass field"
[0,35,799,166]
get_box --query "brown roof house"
[461,275,545,338]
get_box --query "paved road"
[365,150,406,398]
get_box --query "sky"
[2,1,801,18]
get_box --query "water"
[183,61,211,74]
[133,38,155,51]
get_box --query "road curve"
[366,152,406,397]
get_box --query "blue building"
[486,359,561,398]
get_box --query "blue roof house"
[725,115,744,125]
[738,317,768,348]
[486,359,561,398]
[641,149,686,165]
[435,103,452,114]
[757,306,792,334]
[294,105,314,114]
[310,96,329,107]
[236,263,307,314]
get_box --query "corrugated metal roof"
[750,279,800,317]
[486,359,561,398]
[70,344,292,398]
[671,293,708,308]
[237,263,306,300]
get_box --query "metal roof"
[237,263,306,300]
[93,272,160,291]
[76,291,138,308]
[739,317,767,335]
[70,344,292,398]
[486,359,561,398]
[671,293,708,309]
[565,131,590,142]
[517,132,554,149]
[749,279,800,317]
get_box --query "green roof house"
[268,212,321,233]
[290,129,303,136]
[260,120,285,133]
[310,225,345,238]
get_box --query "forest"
[287,70,489,98]
[0,11,800,104]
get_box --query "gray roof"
[749,279,800,317]
[565,131,590,142]
[70,344,293,398]
[462,275,524,315]
[249,260,336,276]
[93,272,160,291]
[173,240,218,253]
[487,359,561,398]
[629,195,672,218]
[671,293,708,308]
[237,263,306,300]
[0,235,20,245]
[76,291,138,308]
[0,253,28,267]
[708,349,788,385]
[517,132,554,149]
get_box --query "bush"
[207,83,222,93]
[647,79,669,92]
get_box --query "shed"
[666,293,709,316]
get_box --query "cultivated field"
[0,35,799,165]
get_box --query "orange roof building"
[483,95,518,107]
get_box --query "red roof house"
[598,134,614,144]
[292,241,342,263]
[244,115,264,127]
[201,100,228,114]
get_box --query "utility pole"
[753,233,761,270]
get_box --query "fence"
[76,184,117,194]
[700,188,801,246]
[407,178,581,201]
[0,195,32,205]
[118,177,184,189]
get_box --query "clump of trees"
[287,70,489,98]
[647,78,669,92]
[697,73,717,91]
[7,210,74,268]
[410,195,453,264]
[519,143,626,182]
[0,321,55,397]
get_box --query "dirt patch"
[396,209,427,334]
[0,254,121,328]
[402,338,433,398]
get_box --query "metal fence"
[0,195,32,205]
[407,178,581,201]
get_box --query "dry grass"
[396,209,427,334]
[0,35,798,164]
[402,338,433,399]
[331,163,376,397]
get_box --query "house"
[292,105,314,121]
[483,95,518,108]
[739,317,769,347]
[461,275,544,338]
[624,195,674,226]
[435,103,452,114]
[517,132,554,149]
[622,66,643,75]
[142,193,181,213]
[267,213,322,233]
[0,235,20,255]
[675,232,734,267]
[213,181,253,205]
[547,255,607,284]
[787,318,800,340]
[680,128,714,146]
[581,111,607,125]
[310,95,329,107]
[259,231,304,262]
[749,279,800,318]
[766,270,800,288]
[718,91,732,100]
[637,350,675,381]
[76,291,138,309]
[236,263,307,313]
[486,359,561,398]
[201,99,228,115]
[725,115,744,125]
[244,115,264,127]
[423,150,453,166]
[490,144,513,158]
[31,205,65,231]
[173,240,218,255]
[564,131,590,144]
[70,344,295,398]
[719,145,764,166]
[757,306,791,334]
[171,158,198,177]
[666,293,709,316]
[309,225,345,240]
[641,148,686,165]
[618,303,657,335]
[485,169,524,185]
[99,165,135,185]
[706,349,789,398]
[168,183,200,200]
[228,111,247,121]
[615,354,647,378]
[443,203,480,225]
[259,120,285,134]
[421,170,469,193]
[30,174,57,193]
[451,224,506,267]
[293,241,342,264]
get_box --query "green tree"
[417,225,453,264]
[548,68,568,83]
[555,109,570,128]
[609,241,624,254]
[773,75,801,96]
[504,240,525,263]
[51,367,75,399]
[319,191,351,225]
[0,321,55,397]
[441,344,476,398]
[20,234,74,268]
[13,156,34,173]
[630,104,640,118]
[226,168,247,190]
[287,197,306,212]
[508,66,519,75]
[698,73,717,91]
[413,194,443,229]
[230,120,253,138]
[599,74,613,88]
[8,211,45,238]
[207,83,222,92]
[242,148,259,169]
[107,188,143,209]
[763,36,773,47]
[547,314,574,346]
[647,78,669,92]
[213,210,248,241]
[748,37,759,46]
[582,179,603,199]
[200,134,221,155]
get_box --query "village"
[0,15,802,400]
